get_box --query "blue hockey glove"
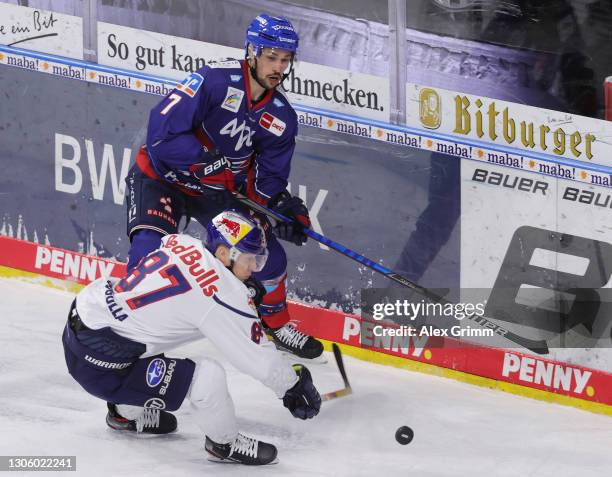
[268,191,310,246]
[282,364,321,419]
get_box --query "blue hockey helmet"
[245,13,299,57]
[205,210,268,271]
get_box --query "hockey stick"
[322,344,352,402]
[235,193,549,355]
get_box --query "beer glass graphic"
[420,88,441,129]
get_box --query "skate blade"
[206,455,279,465]
[279,350,328,365]
[106,424,175,437]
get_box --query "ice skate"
[205,433,278,465]
[265,322,326,363]
[105,403,177,435]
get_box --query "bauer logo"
[419,88,441,130]
[259,112,286,137]
[176,72,204,98]
[221,86,244,113]
[146,359,167,387]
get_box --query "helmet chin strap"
[248,56,269,91]
[281,58,294,86]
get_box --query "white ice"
[0,278,610,477]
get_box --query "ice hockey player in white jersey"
[62,209,321,465]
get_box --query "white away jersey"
[76,234,297,397]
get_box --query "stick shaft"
[236,194,549,354]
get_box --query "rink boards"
[1,45,612,415]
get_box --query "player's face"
[215,246,267,281]
[231,253,260,281]
[255,48,293,89]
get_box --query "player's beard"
[249,59,281,91]
[255,71,280,91]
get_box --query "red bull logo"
[215,213,252,245]
[220,217,241,238]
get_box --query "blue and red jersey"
[143,59,298,204]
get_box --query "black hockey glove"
[243,276,266,307]
[268,191,310,246]
[189,148,235,192]
[282,364,321,420]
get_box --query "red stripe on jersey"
[246,163,269,205]
[136,146,201,197]
[136,146,161,180]
[194,127,216,151]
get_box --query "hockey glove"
[189,149,235,192]
[244,276,266,307]
[268,191,310,246]
[282,364,321,420]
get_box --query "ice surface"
[0,278,610,477]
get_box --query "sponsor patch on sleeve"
[221,86,244,113]
[259,112,286,137]
[176,72,204,98]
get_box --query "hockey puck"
[395,426,414,445]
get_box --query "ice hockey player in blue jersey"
[125,13,323,360]
[62,210,321,465]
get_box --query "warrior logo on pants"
[144,397,166,409]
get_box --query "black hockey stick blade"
[333,343,350,388]
[322,344,352,402]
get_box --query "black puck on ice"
[395,426,414,445]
